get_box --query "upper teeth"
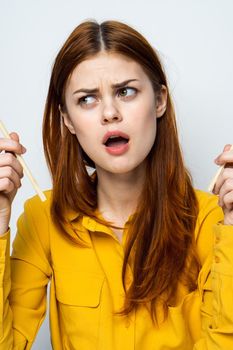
[109,135,119,139]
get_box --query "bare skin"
[97,164,145,241]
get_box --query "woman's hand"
[213,144,233,225]
[0,132,26,234]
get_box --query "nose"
[101,99,122,124]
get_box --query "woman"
[0,20,233,350]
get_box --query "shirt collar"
[67,208,135,235]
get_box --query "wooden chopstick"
[0,120,46,202]
[208,144,233,192]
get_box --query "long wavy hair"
[43,20,199,323]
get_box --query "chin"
[95,157,146,176]
[108,163,143,175]
[111,168,134,174]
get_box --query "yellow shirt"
[0,189,233,349]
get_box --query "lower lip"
[104,142,129,155]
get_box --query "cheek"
[134,104,157,135]
[72,124,98,159]
[135,106,157,151]
[68,115,92,141]
[65,117,90,153]
[145,122,157,150]
[74,132,91,154]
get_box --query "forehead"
[67,52,148,88]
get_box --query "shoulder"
[17,189,53,246]
[12,190,53,269]
[195,189,222,219]
[24,189,52,213]
[194,189,224,227]
[21,189,53,226]
[195,188,218,208]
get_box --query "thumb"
[9,132,26,154]
[9,132,20,142]
[223,144,232,152]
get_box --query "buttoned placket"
[82,216,136,349]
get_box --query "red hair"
[43,20,199,323]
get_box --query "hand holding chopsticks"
[0,120,46,202]
[208,144,233,193]
[208,144,233,225]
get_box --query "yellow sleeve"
[0,196,52,349]
[0,229,12,348]
[194,191,233,349]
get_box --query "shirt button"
[214,255,220,263]
[215,236,220,244]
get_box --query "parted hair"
[43,20,199,323]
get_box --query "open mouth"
[103,132,130,155]
[104,135,129,147]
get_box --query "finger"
[0,153,24,178]
[219,188,233,211]
[0,166,22,190]
[223,210,233,225]
[9,132,20,143]
[221,144,232,152]
[215,150,233,166]
[10,133,27,153]
[0,137,26,155]
[0,178,15,194]
[213,167,233,195]
[218,177,233,208]
[214,145,233,165]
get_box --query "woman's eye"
[78,95,96,105]
[118,87,137,98]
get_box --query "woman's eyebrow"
[72,79,139,95]
[112,78,139,89]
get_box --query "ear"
[155,85,167,118]
[59,105,76,135]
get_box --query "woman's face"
[62,52,167,175]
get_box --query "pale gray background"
[0,0,233,348]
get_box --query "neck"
[96,165,145,226]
